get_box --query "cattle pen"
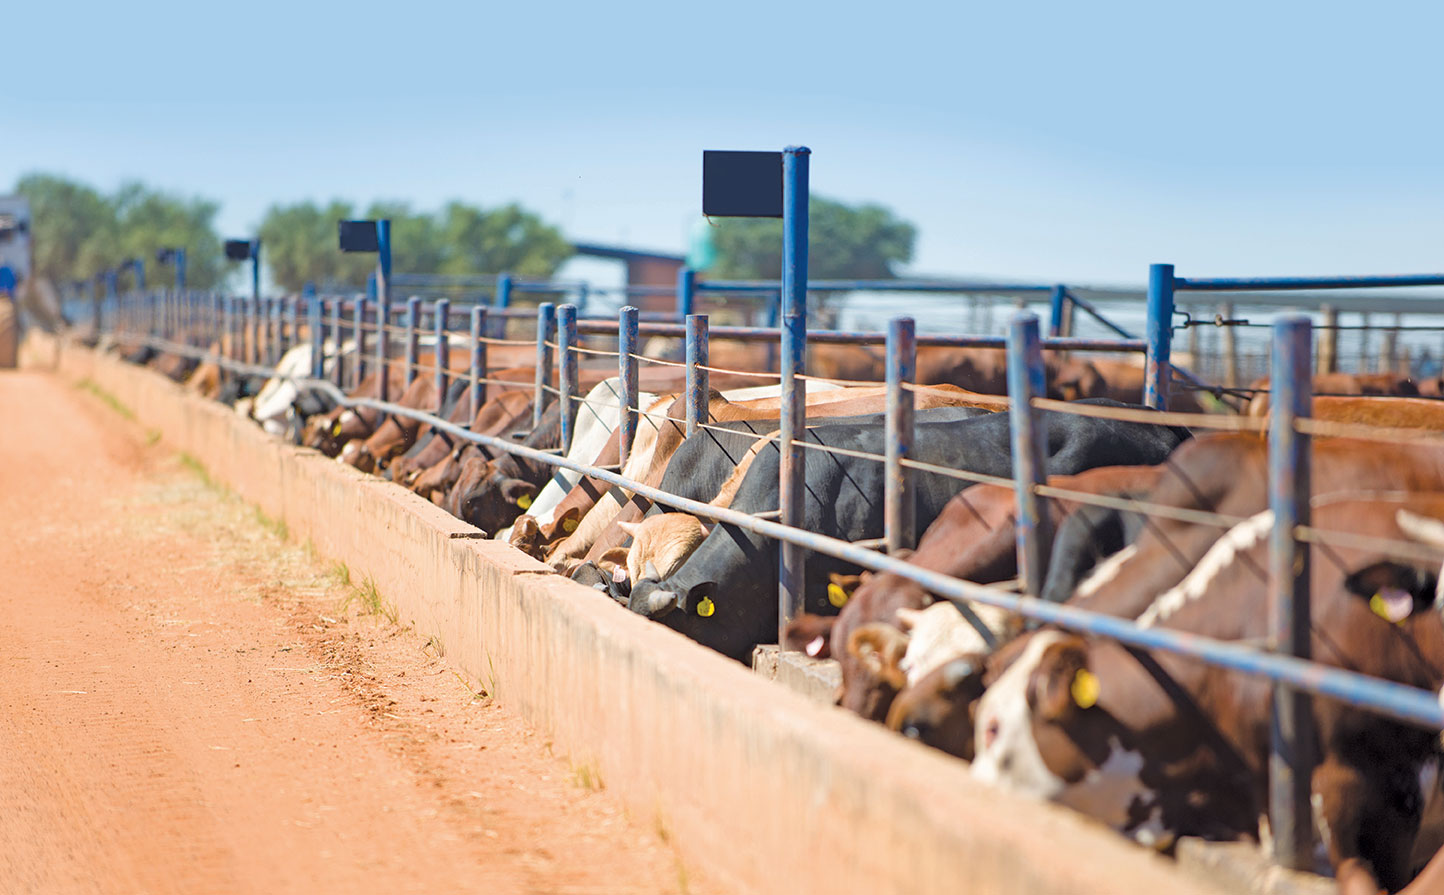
[85,256,1444,881]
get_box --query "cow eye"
[984,719,1000,749]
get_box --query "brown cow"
[1247,372,1423,415]
[339,373,439,472]
[971,495,1444,894]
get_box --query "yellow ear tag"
[1071,669,1100,709]
[696,596,716,618]
[562,517,578,532]
[331,420,343,436]
[516,493,532,510]
[827,582,850,608]
[1370,589,1412,626]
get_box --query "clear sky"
[6,0,1441,287]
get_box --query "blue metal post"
[469,306,487,422]
[885,317,916,554]
[677,267,696,320]
[494,274,513,339]
[1047,284,1067,337]
[1007,313,1053,596]
[779,145,811,646]
[308,292,324,381]
[250,240,261,355]
[618,306,640,469]
[576,283,589,315]
[352,298,367,390]
[330,298,344,388]
[175,249,186,293]
[285,294,298,356]
[1268,315,1314,872]
[533,302,556,430]
[557,304,579,454]
[375,220,392,404]
[404,296,421,387]
[434,299,450,412]
[268,297,280,365]
[686,314,709,437]
[222,295,232,361]
[1144,264,1174,410]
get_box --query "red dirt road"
[0,371,712,895]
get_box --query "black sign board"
[338,220,380,253]
[155,248,177,264]
[702,150,783,218]
[224,239,254,261]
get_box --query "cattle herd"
[110,323,1444,894]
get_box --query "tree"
[707,196,916,281]
[14,173,225,288]
[258,200,373,292]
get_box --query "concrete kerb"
[24,331,1228,895]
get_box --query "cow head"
[626,563,716,620]
[451,459,538,537]
[885,657,986,759]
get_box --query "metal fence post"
[285,295,298,357]
[1268,315,1314,872]
[1144,263,1174,410]
[885,316,916,554]
[619,306,640,469]
[557,304,579,454]
[779,145,811,647]
[533,302,556,430]
[494,274,513,339]
[1318,305,1338,375]
[308,293,324,380]
[375,219,392,404]
[352,298,367,389]
[677,267,696,320]
[686,314,709,437]
[469,306,487,422]
[330,297,344,387]
[434,299,450,411]
[1047,284,1067,338]
[404,296,421,387]
[1007,313,1053,597]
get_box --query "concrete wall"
[24,332,1226,895]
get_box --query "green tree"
[707,196,916,281]
[15,173,225,288]
[259,200,373,291]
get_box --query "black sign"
[156,248,177,264]
[338,220,380,253]
[224,239,254,261]
[702,151,783,218]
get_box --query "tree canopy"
[706,196,916,281]
[15,173,224,288]
[259,199,572,291]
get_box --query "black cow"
[628,401,1190,662]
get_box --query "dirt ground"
[0,370,716,895]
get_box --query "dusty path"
[0,371,713,895]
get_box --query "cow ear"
[553,506,583,535]
[643,560,661,582]
[616,520,640,537]
[827,572,862,609]
[847,623,909,689]
[500,478,538,509]
[1030,637,1094,721]
[686,581,717,618]
[1343,561,1439,625]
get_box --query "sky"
[6,0,1442,289]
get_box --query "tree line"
[14,173,917,292]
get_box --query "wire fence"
[104,277,1444,879]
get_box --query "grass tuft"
[177,452,218,490]
[572,762,605,792]
[76,378,136,420]
[254,506,289,542]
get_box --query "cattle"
[339,373,443,472]
[447,401,564,534]
[615,513,711,588]
[301,366,408,456]
[245,342,347,440]
[392,384,533,492]
[625,402,1190,662]
[557,383,1003,570]
[1247,373,1423,415]
[970,495,1444,895]
[833,464,1166,723]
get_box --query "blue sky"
[6,0,1442,287]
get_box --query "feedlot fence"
[103,265,1444,874]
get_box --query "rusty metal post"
[533,302,555,430]
[1268,315,1314,871]
[404,296,421,387]
[885,316,916,554]
[557,303,579,454]
[619,306,639,467]
[469,305,487,423]
[434,299,450,412]
[1007,313,1053,596]
[686,314,709,438]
